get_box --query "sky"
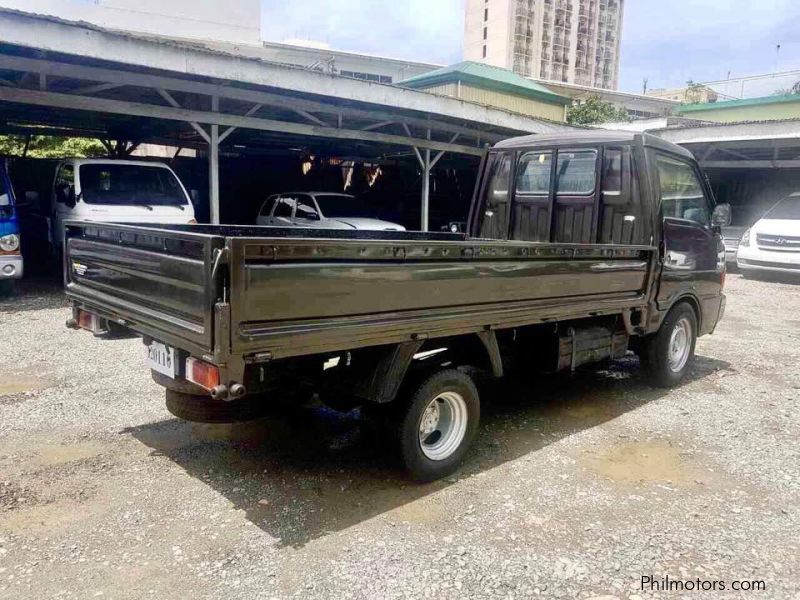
[262,0,800,95]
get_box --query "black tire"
[164,389,269,423]
[641,302,698,388]
[393,369,480,482]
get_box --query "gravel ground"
[0,273,798,599]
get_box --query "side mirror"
[712,203,732,227]
[0,193,9,207]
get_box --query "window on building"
[482,45,487,58]
[483,27,488,40]
[339,70,392,84]
[484,8,488,20]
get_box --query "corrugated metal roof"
[677,93,800,113]
[399,61,570,106]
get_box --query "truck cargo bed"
[65,221,656,363]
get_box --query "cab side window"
[512,151,552,242]
[54,164,75,205]
[552,150,598,243]
[656,155,710,226]
[598,147,641,244]
[477,152,512,240]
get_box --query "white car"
[737,193,800,276]
[256,192,405,231]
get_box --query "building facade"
[464,0,624,90]
[400,61,570,122]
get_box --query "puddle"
[576,440,713,487]
[0,371,55,397]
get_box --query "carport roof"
[0,7,574,160]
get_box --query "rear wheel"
[642,302,698,388]
[392,369,480,482]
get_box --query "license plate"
[147,342,177,378]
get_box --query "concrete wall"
[0,0,261,45]
[414,82,566,122]
[464,0,514,69]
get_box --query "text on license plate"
[147,342,177,378]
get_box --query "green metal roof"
[399,61,570,106]
[677,93,800,113]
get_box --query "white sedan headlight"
[0,233,20,253]
[739,228,752,247]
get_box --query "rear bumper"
[0,254,23,280]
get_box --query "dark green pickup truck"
[64,131,730,481]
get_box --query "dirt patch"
[0,370,56,402]
[575,440,716,487]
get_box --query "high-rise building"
[464,0,624,90]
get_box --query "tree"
[773,81,800,96]
[566,96,630,125]
[0,135,107,158]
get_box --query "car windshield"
[766,196,800,220]
[79,164,188,206]
[313,194,372,218]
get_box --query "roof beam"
[701,160,800,169]
[0,86,485,156]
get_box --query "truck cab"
[0,159,22,293]
[50,159,196,249]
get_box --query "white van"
[50,159,196,247]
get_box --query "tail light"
[185,357,220,390]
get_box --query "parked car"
[737,192,800,276]
[24,159,196,259]
[64,131,729,482]
[256,192,405,231]
[0,159,22,294]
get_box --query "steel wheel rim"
[418,391,468,461]
[668,316,692,373]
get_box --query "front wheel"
[394,369,480,482]
[642,303,698,388]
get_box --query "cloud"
[262,0,464,64]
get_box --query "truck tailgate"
[64,222,223,355]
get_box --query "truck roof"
[58,158,175,169]
[494,130,694,159]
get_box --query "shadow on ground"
[127,353,732,548]
[0,271,66,313]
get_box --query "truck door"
[654,153,723,318]
[52,163,76,246]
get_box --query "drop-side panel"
[228,237,655,359]
[64,222,223,354]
